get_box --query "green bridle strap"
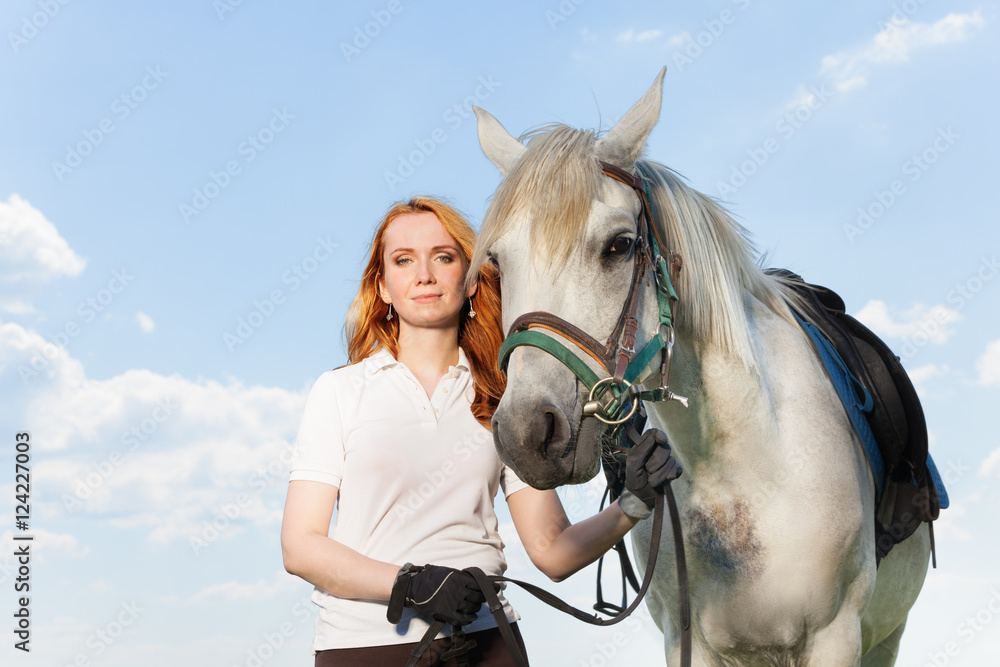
[623,331,666,385]
[499,326,667,424]
[498,329,603,389]
[636,161,680,331]
[500,329,665,389]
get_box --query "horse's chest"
[684,495,763,582]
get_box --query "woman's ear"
[377,277,391,304]
[466,276,478,299]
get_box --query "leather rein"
[404,162,692,667]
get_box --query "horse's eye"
[487,253,501,276]
[605,236,634,257]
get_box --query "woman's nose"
[415,259,435,284]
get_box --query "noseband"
[497,161,688,438]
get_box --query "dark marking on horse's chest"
[686,497,762,579]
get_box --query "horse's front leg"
[641,578,717,667]
[799,603,866,666]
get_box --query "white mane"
[637,159,804,372]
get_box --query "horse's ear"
[595,66,666,170]
[474,106,524,175]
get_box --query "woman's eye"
[394,256,411,266]
[605,236,634,257]
[436,254,454,263]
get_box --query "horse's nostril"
[542,411,556,447]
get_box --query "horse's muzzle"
[492,400,600,489]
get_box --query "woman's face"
[378,211,476,331]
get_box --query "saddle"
[767,269,945,564]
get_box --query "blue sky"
[1,1,998,665]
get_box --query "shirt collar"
[453,346,471,374]
[364,347,398,375]
[364,346,471,376]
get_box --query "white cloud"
[29,616,262,667]
[819,11,985,92]
[0,527,87,589]
[0,298,35,315]
[906,364,948,385]
[923,571,1000,593]
[930,499,970,542]
[906,364,950,399]
[0,528,88,560]
[0,194,86,285]
[853,300,959,344]
[667,31,689,48]
[859,119,890,132]
[784,86,820,113]
[31,615,97,658]
[976,340,1000,386]
[0,318,85,388]
[29,363,306,542]
[186,570,298,604]
[980,447,1000,479]
[0,317,309,546]
[136,311,155,333]
[617,28,663,42]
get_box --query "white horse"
[469,68,932,666]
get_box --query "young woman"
[281,197,676,666]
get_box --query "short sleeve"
[288,371,345,488]
[499,461,530,498]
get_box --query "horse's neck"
[647,296,791,477]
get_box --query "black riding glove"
[386,564,486,627]
[618,428,682,519]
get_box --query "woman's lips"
[412,294,442,303]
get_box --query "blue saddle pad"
[795,313,949,509]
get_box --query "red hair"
[345,197,505,429]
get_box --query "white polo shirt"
[289,346,530,652]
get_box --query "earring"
[386,304,393,321]
[467,298,476,319]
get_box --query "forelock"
[471,125,601,283]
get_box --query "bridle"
[498,162,688,436]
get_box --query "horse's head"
[471,69,668,489]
